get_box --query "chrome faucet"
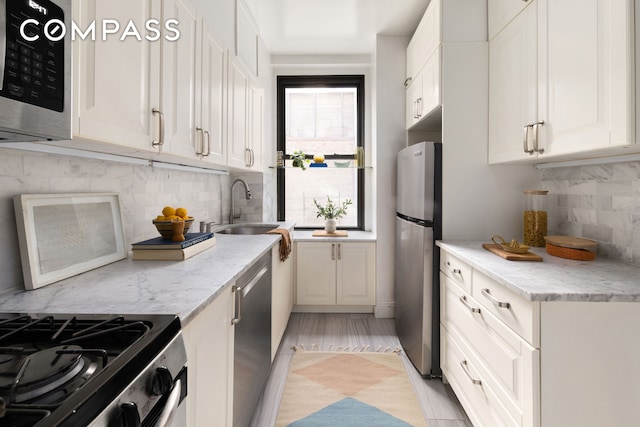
[229,179,252,224]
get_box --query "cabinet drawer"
[442,275,538,426]
[440,250,472,293]
[472,271,540,347]
[441,325,520,427]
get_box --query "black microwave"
[0,0,71,142]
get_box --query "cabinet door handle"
[195,127,204,155]
[245,148,251,167]
[331,244,336,261]
[337,244,341,260]
[250,149,255,166]
[204,130,211,157]
[459,295,481,314]
[523,124,534,154]
[152,108,165,148]
[533,121,545,154]
[481,288,511,309]
[404,77,412,87]
[417,98,423,118]
[231,285,242,325]
[460,360,482,385]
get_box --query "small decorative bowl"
[333,160,351,168]
[153,218,194,239]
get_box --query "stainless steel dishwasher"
[232,251,272,427]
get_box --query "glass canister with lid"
[523,190,548,247]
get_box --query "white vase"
[324,219,337,233]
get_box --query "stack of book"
[131,232,216,261]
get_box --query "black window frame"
[276,75,365,230]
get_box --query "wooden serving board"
[312,230,348,237]
[544,235,597,252]
[482,243,543,262]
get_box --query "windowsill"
[292,229,376,242]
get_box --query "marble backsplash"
[541,161,640,266]
[0,147,264,294]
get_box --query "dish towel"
[266,228,292,261]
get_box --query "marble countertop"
[0,222,295,325]
[437,241,640,302]
[293,230,376,242]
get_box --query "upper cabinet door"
[406,0,441,84]
[489,0,635,164]
[199,21,226,165]
[74,0,160,150]
[539,0,634,157]
[160,0,199,158]
[227,58,249,169]
[488,3,537,164]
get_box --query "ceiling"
[244,0,430,55]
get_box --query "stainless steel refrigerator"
[395,141,442,377]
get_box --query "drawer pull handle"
[459,296,481,314]
[446,262,462,275]
[460,360,482,385]
[481,288,511,309]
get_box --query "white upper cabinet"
[227,56,263,171]
[489,0,635,164]
[236,0,260,77]
[73,0,229,168]
[405,0,486,129]
[197,19,227,165]
[73,0,161,151]
[248,82,264,170]
[227,57,249,169]
[160,0,199,158]
[488,3,537,163]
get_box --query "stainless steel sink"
[213,223,280,235]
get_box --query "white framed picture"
[13,193,127,290]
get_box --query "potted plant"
[290,150,310,170]
[313,196,352,233]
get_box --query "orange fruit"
[155,215,166,221]
[175,207,188,218]
[162,206,176,217]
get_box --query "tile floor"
[250,313,473,427]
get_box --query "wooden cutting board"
[482,243,543,262]
[544,235,597,252]
[312,230,348,237]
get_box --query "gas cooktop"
[0,313,183,427]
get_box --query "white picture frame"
[13,193,127,290]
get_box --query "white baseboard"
[374,303,395,319]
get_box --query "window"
[277,75,365,229]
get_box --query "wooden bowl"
[153,218,194,239]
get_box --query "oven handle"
[155,379,182,427]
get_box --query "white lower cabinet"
[440,247,640,427]
[295,242,375,309]
[272,244,294,360]
[182,285,234,427]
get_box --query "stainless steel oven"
[0,313,187,427]
[0,0,71,142]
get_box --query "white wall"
[373,35,411,318]
[433,43,539,241]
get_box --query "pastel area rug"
[275,351,427,426]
